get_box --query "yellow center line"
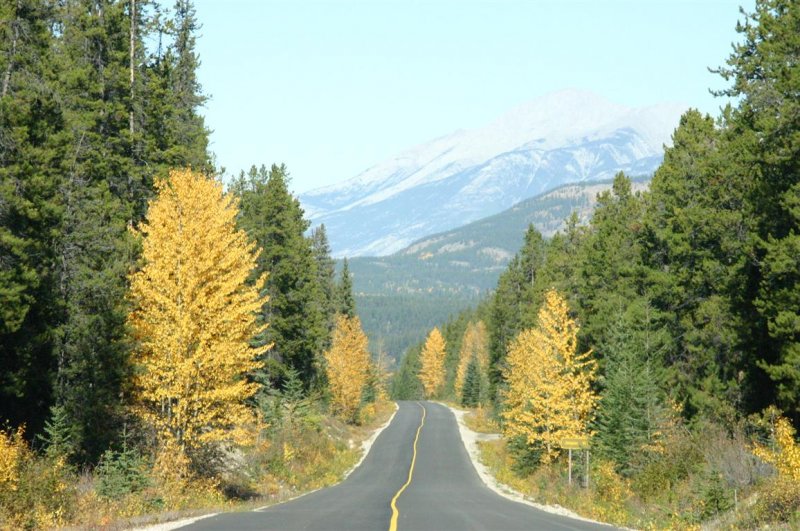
[388,402,426,531]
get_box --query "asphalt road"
[182,401,614,530]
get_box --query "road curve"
[181,401,614,530]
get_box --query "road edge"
[135,403,400,529]
[251,400,400,509]
[443,403,614,528]
[344,401,400,480]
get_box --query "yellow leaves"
[324,314,371,422]
[754,416,800,482]
[0,426,28,492]
[501,289,598,463]
[128,168,266,459]
[455,320,488,398]
[418,327,447,398]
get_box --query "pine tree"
[501,289,598,463]
[713,0,800,421]
[0,0,63,437]
[418,327,446,399]
[128,169,265,460]
[642,110,751,419]
[337,258,356,318]
[324,314,370,423]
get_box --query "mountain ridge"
[301,89,684,256]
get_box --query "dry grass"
[0,399,397,530]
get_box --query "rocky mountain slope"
[302,89,682,257]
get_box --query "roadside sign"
[560,437,589,450]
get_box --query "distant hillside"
[302,89,681,257]
[350,176,650,361]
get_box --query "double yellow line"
[388,402,426,531]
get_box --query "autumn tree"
[324,314,370,422]
[419,327,447,399]
[501,289,598,463]
[128,169,265,464]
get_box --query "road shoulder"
[443,403,612,528]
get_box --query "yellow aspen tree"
[128,168,266,459]
[419,327,447,398]
[501,289,597,463]
[455,321,489,397]
[754,416,800,482]
[325,314,371,422]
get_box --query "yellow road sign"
[560,437,589,450]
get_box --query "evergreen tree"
[337,258,356,318]
[576,172,648,366]
[391,345,424,400]
[0,0,63,436]
[461,356,481,408]
[488,225,546,394]
[714,0,800,421]
[642,110,750,419]
[594,311,669,477]
[233,164,326,388]
[311,224,336,339]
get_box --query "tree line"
[0,0,370,472]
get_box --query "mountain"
[302,89,683,257]
[350,177,650,362]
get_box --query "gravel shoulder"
[444,403,612,527]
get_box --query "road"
[182,401,614,530]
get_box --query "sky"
[194,0,753,194]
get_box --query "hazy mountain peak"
[301,90,685,257]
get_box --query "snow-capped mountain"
[300,89,685,257]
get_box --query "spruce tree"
[461,357,481,407]
[488,225,546,393]
[233,164,326,388]
[311,224,336,340]
[337,258,356,318]
[594,311,669,476]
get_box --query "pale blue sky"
[194,0,752,193]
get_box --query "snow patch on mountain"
[300,89,685,257]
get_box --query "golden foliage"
[128,168,266,457]
[324,314,371,422]
[418,327,447,398]
[455,320,488,398]
[0,426,27,492]
[501,289,598,463]
[754,416,800,482]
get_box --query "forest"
[392,1,800,527]
[0,1,391,528]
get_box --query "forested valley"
[392,1,800,527]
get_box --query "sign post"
[560,437,589,488]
